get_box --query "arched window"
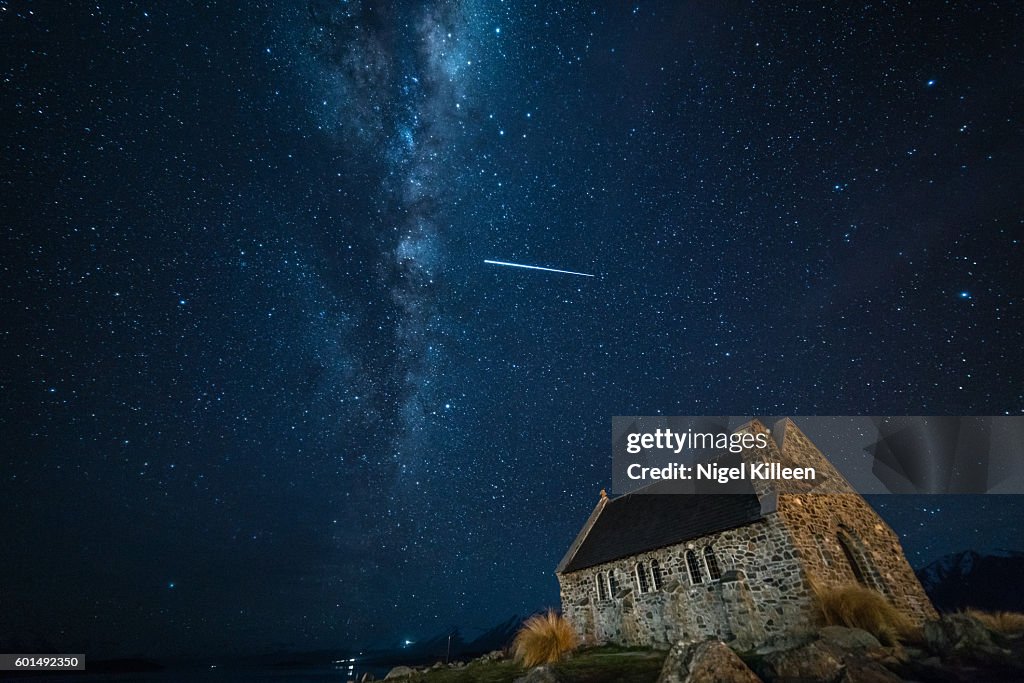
[607,570,618,597]
[685,550,703,585]
[635,562,651,593]
[837,532,868,587]
[650,559,663,590]
[704,545,721,581]
[595,572,607,600]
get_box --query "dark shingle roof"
[560,491,764,573]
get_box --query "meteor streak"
[484,259,595,278]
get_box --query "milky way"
[305,1,469,481]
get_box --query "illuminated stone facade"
[556,418,937,649]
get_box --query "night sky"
[3,0,1024,660]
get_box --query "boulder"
[658,639,762,683]
[868,645,911,667]
[923,612,1005,659]
[924,613,1024,675]
[813,629,903,683]
[836,657,902,683]
[818,626,882,653]
[759,640,843,683]
[512,665,562,683]
[383,665,413,679]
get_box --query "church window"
[704,545,721,581]
[837,531,869,587]
[650,559,663,590]
[635,562,651,593]
[686,550,703,584]
[595,572,607,600]
[607,570,618,597]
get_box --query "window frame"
[650,558,663,590]
[685,549,704,585]
[837,531,869,587]
[703,545,722,581]
[635,561,651,594]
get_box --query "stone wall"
[557,513,816,650]
[769,419,938,624]
[777,494,938,623]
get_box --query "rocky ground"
[378,612,1024,682]
[377,647,664,682]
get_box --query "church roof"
[558,490,765,573]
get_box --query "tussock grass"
[963,609,1024,635]
[512,609,579,667]
[812,582,915,645]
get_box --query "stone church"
[556,418,936,649]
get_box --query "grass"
[551,647,665,682]
[812,582,916,645]
[403,646,666,683]
[408,659,522,683]
[512,610,580,667]
[963,609,1024,635]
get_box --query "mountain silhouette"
[916,549,1024,612]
